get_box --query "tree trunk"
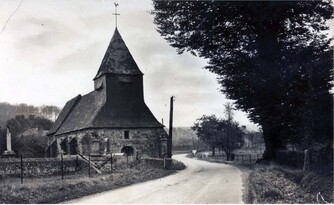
[225,149,230,161]
[262,125,286,160]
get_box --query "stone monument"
[3,126,15,157]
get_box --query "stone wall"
[50,128,167,158]
[141,157,172,169]
[0,156,86,177]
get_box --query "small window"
[118,76,133,83]
[124,131,129,139]
[94,79,104,90]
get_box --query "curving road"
[66,154,244,204]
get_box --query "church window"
[124,131,129,139]
[92,132,99,140]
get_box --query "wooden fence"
[196,153,263,163]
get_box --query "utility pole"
[167,96,174,159]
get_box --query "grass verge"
[0,160,185,204]
[249,163,333,203]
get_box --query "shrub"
[170,160,186,170]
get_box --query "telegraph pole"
[167,96,174,159]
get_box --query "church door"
[69,138,78,155]
[121,146,134,156]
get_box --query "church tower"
[90,28,162,128]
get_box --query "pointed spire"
[94,28,143,80]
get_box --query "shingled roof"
[94,28,143,79]
[48,28,163,136]
[48,95,81,136]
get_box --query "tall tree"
[221,102,243,160]
[152,1,333,159]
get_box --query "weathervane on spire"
[112,3,120,28]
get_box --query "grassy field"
[0,160,185,204]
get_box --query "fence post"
[110,154,113,174]
[61,154,64,180]
[88,155,91,177]
[20,155,23,184]
[303,150,310,172]
[164,158,166,169]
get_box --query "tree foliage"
[191,113,243,159]
[0,102,61,128]
[0,115,53,157]
[152,0,333,159]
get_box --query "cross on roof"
[112,3,120,28]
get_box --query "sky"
[6,0,332,130]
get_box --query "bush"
[170,160,186,170]
[249,165,316,203]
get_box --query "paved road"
[67,154,244,204]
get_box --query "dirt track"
[66,154,244,204]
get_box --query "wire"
[0,0,24,34]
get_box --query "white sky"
[7,0,327,130]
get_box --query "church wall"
[55,128,167,158]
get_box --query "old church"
[46,28,168,158]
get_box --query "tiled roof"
[47,95,81,135]
[94,28,143,79]
[48,89,162,136]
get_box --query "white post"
[6,128,12,151]
[3,127,15,157]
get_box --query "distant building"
[46,28,168,158]
[241,125,264,148]
[241,126,251,148]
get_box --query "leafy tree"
[18,134,48,158]
[192,115,221,156]
[192,111,243,159]
[152,1,333,159]
[216,120,243,161]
